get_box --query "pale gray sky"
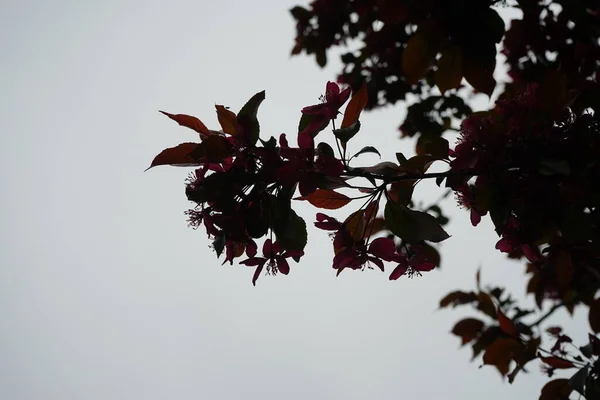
[0,1,589,399]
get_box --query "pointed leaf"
[237,90,265,145]
[395,152,407,165]
[341,82,368,128]
[215,105,238,135]
[295,189,351,210]
[213,235,226,257]
[352,146,381,159]
[436,45,463,94]
[252,263,264,286]
[389,264,408,280]
[159,111,210,138]
[146,142,202,170]
[497,307,519,337]
[344,201,378,242]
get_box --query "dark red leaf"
[341,82,368,129]
[452,318,485,345]
[497,307,519,338]
[277,257,290,275]
[245,240,257,258]
[159,111,210,137]
[241,258,266,267]
[367,256,385,271]
[215,105,238,135]
[539,379,572,400]
[314,213,342,231]
[296,189,351,210]
[482,338,522,376]
[146,142,203,170]
[439,291,478,308]
[477,292,497,319]
[435,45,463,94]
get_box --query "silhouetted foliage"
[150,1,600,398]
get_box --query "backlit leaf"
[436,46,463,94]
[341,82,368,128]
[402,30,441,85]
[215,105,238,135]
[497,307,519,337]
[344,210,366,242]
[344,201,379,241]
[295,189,351,210]
[159,111,211,138]
[146,142,202,170]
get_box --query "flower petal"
[389,264,408,280]
[368,237,397,261]
[277,257,290,275]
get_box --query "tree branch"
[342,167,480,183]
[526,300,571,329]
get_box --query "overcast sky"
[0,1,590,399]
